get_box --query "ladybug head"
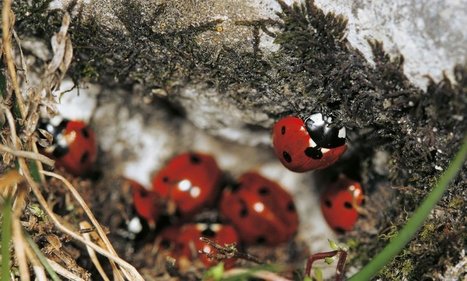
[304,113,346,148]
[37,117,70,158]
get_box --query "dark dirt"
[11,0,467,280]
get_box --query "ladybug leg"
[305,249,347,281]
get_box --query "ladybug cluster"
[128,152,299,270]
[272,113,364,233]
[38,113,365,274]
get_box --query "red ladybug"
[272,113,346,172]
[151,152,222,217]
[158,223,239,269]
[219,172,299,245]
[320,176,364,233]
[128,179,161,225]
[39,118,97,176]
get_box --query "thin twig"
[80,221,111,281]
[23,238,48,281]
[42,170,127,281]
[2,0,26,118]
[0,143,55,166]
[199,237,263,264]
[21,162,144,280]
[1,104,20,148]
[46,258,86,281]
[25,233,61,281]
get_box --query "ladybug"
[272,113,346,172]
[39,117,97,176]
[128,179,161,226]
[219,172,299,245]
[151,152,222,218]
[158,223,239,269]
[320,176,364,233]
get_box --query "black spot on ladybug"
[80,151,90,164]
[256,236,266,244]
[283,151,292,163]
[287,201,296,212]
[81,128,90,138]
[201,227,216,238]
[231,182,242,193]
[334,227,346,234]
[239,199,248,217]
[162,176,169,183]
[344,201,352,209]
[240,208,248,217]
[258,186,270,196]
[160,239,171,249]
[324,199,332,208]
[52,145,69,158]
[304,147,323,159]
[139,188,149,197]
[281,126,286,135]
[189,154,201,164]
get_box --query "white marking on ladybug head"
[309,113,324,124]
[309,138,317,148]
[338,127,346,139]
[128,217,143,234]
[190,186,201,198]
[211,224,221,232]
[57,134,69,147]
[196,223,208,231]
[178,179,192,191]
[46,124,55,133]
[321,148,330,154]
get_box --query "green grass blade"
[1,197,12,281]
[348,136,467,281]
[25,233,61,281]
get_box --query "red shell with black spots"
[272,115,347,173]
[158,223,239,269]
[219,172,299,245]
[129,179,161,223]
[151,152,222,217]
[320,177,364,233]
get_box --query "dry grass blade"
[21,166,144,280]
[2,0,26,117]
[42,170,127,281]
[23,240,48,281]
[46,258,86,281]
[80,221,111,281]
[11,184,31,281]
[0,143,55,166]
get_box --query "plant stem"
[1,197,12,281]
[348,136,467,281]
